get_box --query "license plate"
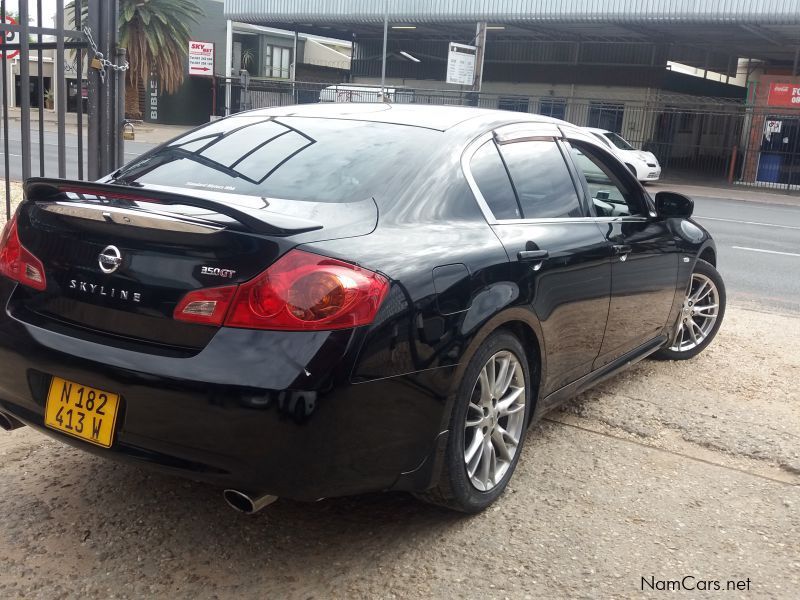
[45,377,121,448]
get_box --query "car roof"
[242,103,566,133]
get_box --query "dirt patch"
[1,305,798,599]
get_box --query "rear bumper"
[0,281,451,500]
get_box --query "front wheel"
[414,331,532,513]
[653,259,726,360]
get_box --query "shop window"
[538,98,567,120]
[587,102,624,133]
[498,97,530,113]
[265,45,292,79]
[678,112,696,133]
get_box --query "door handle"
[612,244,632,261]
[518,250,549,261]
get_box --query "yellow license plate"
[45,377,121,448]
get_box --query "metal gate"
[0,0,127,221]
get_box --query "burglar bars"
[0,0,90,220]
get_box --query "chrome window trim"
[494,122,562,144]
[462,131,656,226]
[37,202,225,234]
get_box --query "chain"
[83,26,129,84]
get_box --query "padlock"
[122,122,135,141]
[90,57,103,70]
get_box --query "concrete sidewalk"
[1,107,192,145]
[650,181,800,207]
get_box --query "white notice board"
[446,43,476,86]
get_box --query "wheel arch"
[447,308,546,423]
[699,245,717,267]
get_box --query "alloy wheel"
[670,272,720,352]
[463,350,527,492]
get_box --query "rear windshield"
[113,116,441,202]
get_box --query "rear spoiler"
[23,178,325,237]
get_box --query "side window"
[469,141,521,220]
[568,142,645,218]
[499,140,584,219]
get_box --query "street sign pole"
[472,22,487,93]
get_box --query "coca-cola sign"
[767,82,800,107]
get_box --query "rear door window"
[499,140,584,219]
[469,140,521,220]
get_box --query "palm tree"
[68,0,204,119]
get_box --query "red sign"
[188,40,215,77]
[2,16,19,61]
[767,82,800,107]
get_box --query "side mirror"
[655,191,694,219]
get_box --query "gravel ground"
[1,304,798,600]
[0,180,23,227]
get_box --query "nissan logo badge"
[98,245,123,274]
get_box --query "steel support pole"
[18,0,31,181]
[380,1,388,101]
[100,0,117,175]
[56,1,67,178]
[292,28,298,103]
[36,0,45,176]
[225,20,233,116]
[75,0,84,179]
[116,47,126,170]
[87,0,100,180]
[1,0,10,219]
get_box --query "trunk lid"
[10,179,377,352]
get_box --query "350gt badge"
[201,266,237,279]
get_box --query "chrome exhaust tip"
[0,412,25,432]
[223,489,278,514]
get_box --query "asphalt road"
[690,196,800,314]
[1,131,798,313]
[0,127,159,181]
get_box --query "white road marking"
[732,246,800,258]
[695,216,800,231]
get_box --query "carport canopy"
[224,0,800,74]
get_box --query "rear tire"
[414,331,532,513]
[653,259,725,361]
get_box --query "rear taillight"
[0,212,47,291]
[174,250,390,331]
[173,285,237,326]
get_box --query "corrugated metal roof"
[224,0,800,25]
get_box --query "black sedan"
[0,104,725,513]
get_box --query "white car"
[585,127,662,183]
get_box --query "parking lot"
[1,182,799,599]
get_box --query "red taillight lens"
[176,250,389,331]
[227,250,390,330]
[0,212,47,291]
[173,284,237,326]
